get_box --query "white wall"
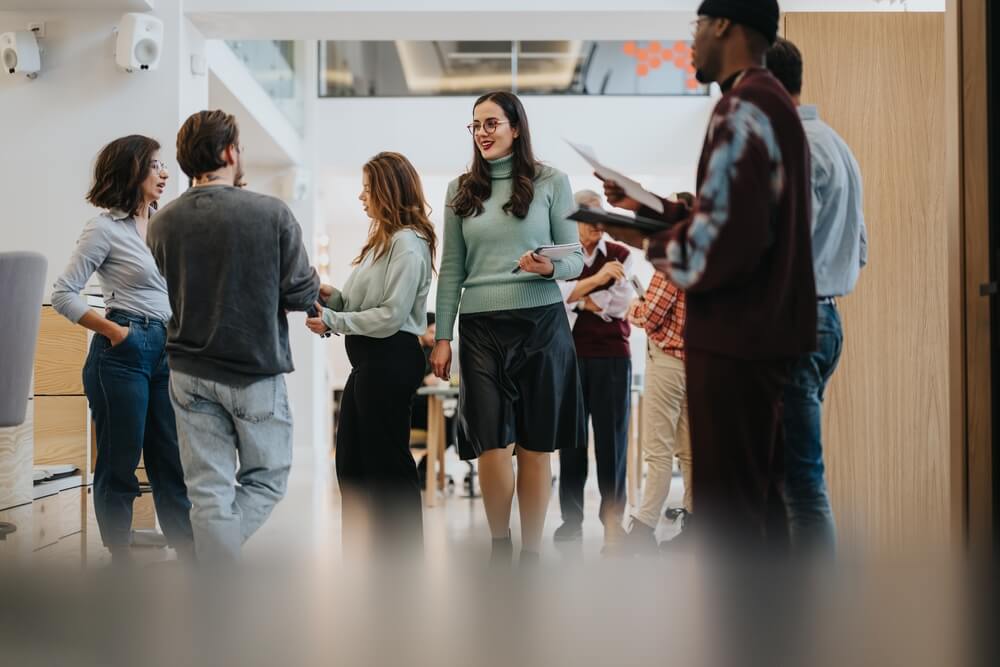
[0,7,325,452]
[0,3,209,291]
[238,43,328,456]
[316,94,715,385]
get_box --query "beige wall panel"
[785,12,951,554]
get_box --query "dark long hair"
[450,91,539,219]
[356,152,438,273]
[86,135,160,215]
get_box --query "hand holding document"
[565,139,664,214]
[511,242,582,274]
[566,205,669,250]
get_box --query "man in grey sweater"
[147,110,320,562]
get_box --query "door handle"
[980,282,998,297]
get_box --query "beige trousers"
[634,344,692,528]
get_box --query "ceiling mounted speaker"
[114,13,163,73]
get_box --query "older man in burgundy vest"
[554,190,637,550]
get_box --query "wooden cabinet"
[59,485,84,538]
[33,307,88,396]
[0,503,34,563]
[33,494,60,551]
[33,396,90,479]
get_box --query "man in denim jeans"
[766,39,868,553]
[147,110,320,562]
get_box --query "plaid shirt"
[628,271,685,360]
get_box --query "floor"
[3,447,966,667]
[243,444,688,565]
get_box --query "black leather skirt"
[456,303,584,460]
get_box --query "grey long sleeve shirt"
[147,184,320,386]
[52,209,171,323]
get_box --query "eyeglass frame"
[466,119,511,136]
[150,159,168,173]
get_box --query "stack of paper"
[511,243,582,273]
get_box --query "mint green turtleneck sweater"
[435,155,584,340]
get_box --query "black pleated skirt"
[456,303,584,460]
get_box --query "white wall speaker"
[1,31,41,79]
[114,13,163,73]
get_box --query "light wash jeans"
[169,370,293,562]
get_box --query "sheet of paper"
[565,139,664,214]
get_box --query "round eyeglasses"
[466,119,511,136]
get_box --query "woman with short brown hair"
[51,135,192,565]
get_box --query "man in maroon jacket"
[603,0,816,552]
[554,190,637,551]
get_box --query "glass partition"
[318,40,708,97]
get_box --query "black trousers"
[336,332,425,547]
[686,349,790,552]
[559,356,632,527]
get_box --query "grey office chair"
[0,252,47,540]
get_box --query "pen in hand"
[512,251,544,274]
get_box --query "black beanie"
[696,0,780,45]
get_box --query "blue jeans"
[782,302,843,553]
[82,310,193,549]
[168,370,293,562]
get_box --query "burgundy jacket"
[643,68,817,361]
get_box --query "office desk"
[627,386,644,510]
[416,385,459,507]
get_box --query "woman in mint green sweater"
[430,91,584,564]
[307,152,436,554]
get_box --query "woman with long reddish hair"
[306,152,436,552]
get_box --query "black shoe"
[622,518,658,556]
[660,513,696,553]
[553,522,583,542]
[664,506,688,522]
